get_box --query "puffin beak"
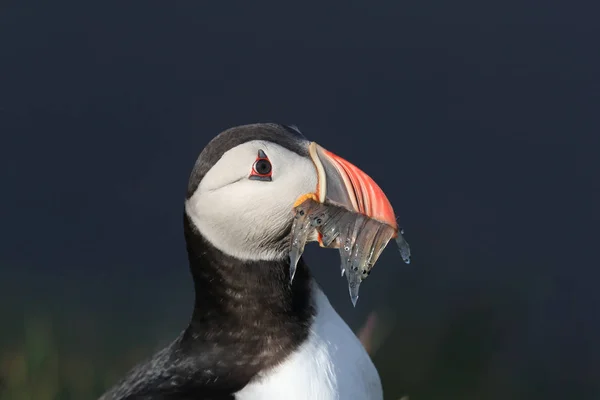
[306,142,398,235]
[289,142,410,304]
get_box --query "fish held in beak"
[289,143,411,306]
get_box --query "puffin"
[99,123,401,400]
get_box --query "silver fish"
[289,198,411,306]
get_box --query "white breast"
[235,283,383,400]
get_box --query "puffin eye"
[254,159,272,175]
[249,149,272,181]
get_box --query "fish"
[289,197,411,306]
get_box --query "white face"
[186,140,318,261]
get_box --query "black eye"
[249,150,273,181]
[254,159,272,175]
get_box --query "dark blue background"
[1,1,598,399]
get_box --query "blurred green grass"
[0,315,145,400]
[0,265,196,400]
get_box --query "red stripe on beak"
[309,143,398,232]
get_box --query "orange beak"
[288,141,410,298]
[307,142,398,236]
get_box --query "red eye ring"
[249,149,272,181]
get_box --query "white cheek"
[186,142,317,261]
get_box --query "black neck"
[179,212,314,390]
[101,215,315,400]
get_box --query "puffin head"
[185,123,398,262]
